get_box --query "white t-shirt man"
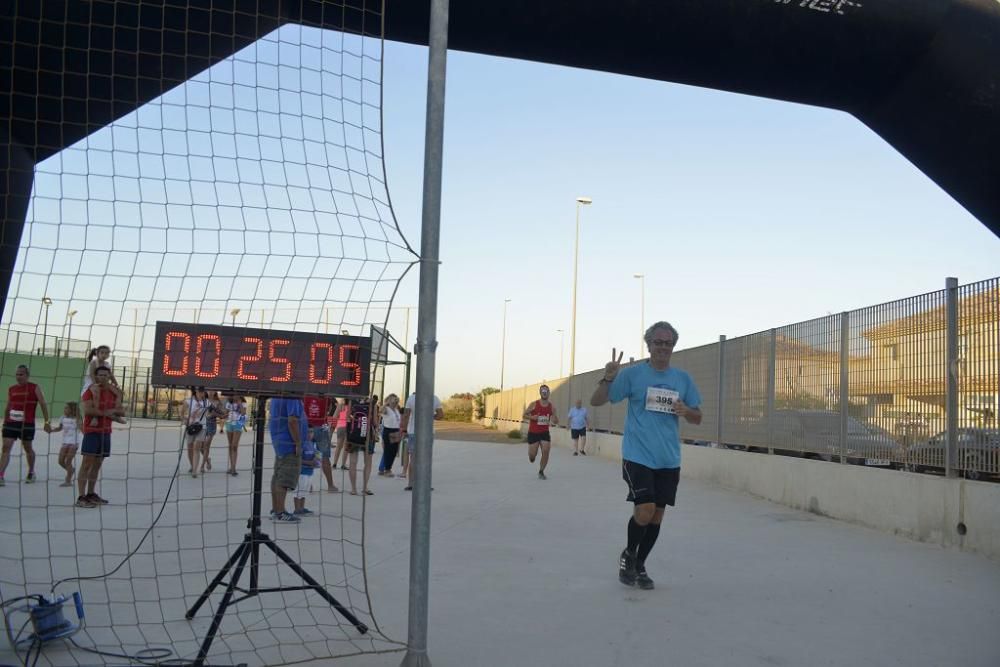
[403,393,442,433]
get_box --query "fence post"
[840,312,850,464]
[945,276,959,478]
[717,335,726,448]
[143,367,150,419]
[767,329,776,455]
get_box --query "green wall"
[0,353,87,417]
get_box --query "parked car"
[766,409,901,466]
[906,428,1000,480]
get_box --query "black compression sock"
[627,517,646,555]
[636,523,661,564]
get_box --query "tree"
[474,387,500,420]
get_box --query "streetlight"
[229,308,241,326]
[556,329,565,377]
[569,196,592,379]
[64,309,78,357]
[500,299,511,391]
[633,274,645,358]
[41,297,53,355]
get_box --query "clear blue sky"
[7,30,998,399]
[378,41,1000,397]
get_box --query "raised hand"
[604,348,625,381]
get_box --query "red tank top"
[6,382,39,424]
[528,401,553,433]
[303,396,329,427]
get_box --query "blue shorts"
[81,432,112,458]
[206,422,218,436]
[225,421,243,433]
[311,426,332,459]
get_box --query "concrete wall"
[0,352,87,413]
[483,418,1000,560]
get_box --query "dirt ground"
[433,419,522,444]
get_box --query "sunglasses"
[649,340,675,348]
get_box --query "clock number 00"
[162,332,362,386]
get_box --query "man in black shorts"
[524,385,558,479]
[591,322,702,590]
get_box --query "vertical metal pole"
[569,204,581,379]
[839,312,850,464]
[500,299,510,392]
[945,276,959,478]
[717,335,726,448]
[402,0,448,664]
[766,329,776,455]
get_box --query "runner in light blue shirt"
[566,399,590,455]
[591,321,703,591]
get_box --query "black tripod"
[186,396,368,666]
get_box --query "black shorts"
[527,431,550,445]
[81,432,112,458]
[622,460,680,508]
[571,428,586,439]
[2,422,35,442]
[348,438,375,455]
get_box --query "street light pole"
[41,297,52,355]
[500,299,511,391]
[556,329,565,377]
[569,196,592,379]
[230,308,241,327]
[633,274,645,358]
[64,309,77,358]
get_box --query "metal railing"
[485,276,1000,480]
[0,327,91,358]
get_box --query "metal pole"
[557,329,564,378]
[132,307,140,381]
[766,329,776,455]
[638,275,645,357]
[717,335,726,448]
[500,299,510,391]
[945,276,959,478]
[570,204,581,379]
[839,312,850,464]
[66,315,73,357]
[402,0,448,664]
[42,306,49,355]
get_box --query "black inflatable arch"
[2,0,999,317]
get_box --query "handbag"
[186,401,209,436]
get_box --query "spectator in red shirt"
[303,394,338,493]
[77,366,118,507]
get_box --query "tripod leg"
[193,541,253,667]
[261,537,369,634]
[186,537,250,620]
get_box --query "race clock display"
[150,321,371,397]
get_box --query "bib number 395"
[645,388,679,414]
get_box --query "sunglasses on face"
[649,340,675,348]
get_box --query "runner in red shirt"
[523,384,558,479]
[0,365,51,486]
[77,366,118,507]
[303,395,338,493]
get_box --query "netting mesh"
[1,6,416,665]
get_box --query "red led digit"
[309,343,334,384]
[237,337,263,380]
[194,334,222,378]
[163,332,191,376]
[338,344,361,387]
[269,339,292,381]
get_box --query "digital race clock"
[150,321,371,397]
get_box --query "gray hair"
[644,321,679,346]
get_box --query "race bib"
[8,410,24,422]
[645,387,679,414]
[536,415,550,426]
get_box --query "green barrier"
[0,353,87,418]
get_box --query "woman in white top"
[377,394,402,476]
[181,387,211,478]
[50,401,81,487]
[223,394,247,476]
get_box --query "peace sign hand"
[604,348,625,382]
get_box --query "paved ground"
[2,423,998,666]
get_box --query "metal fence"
[0,327,91,358]
[485,276,1000,480]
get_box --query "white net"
[1,6,416,665]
